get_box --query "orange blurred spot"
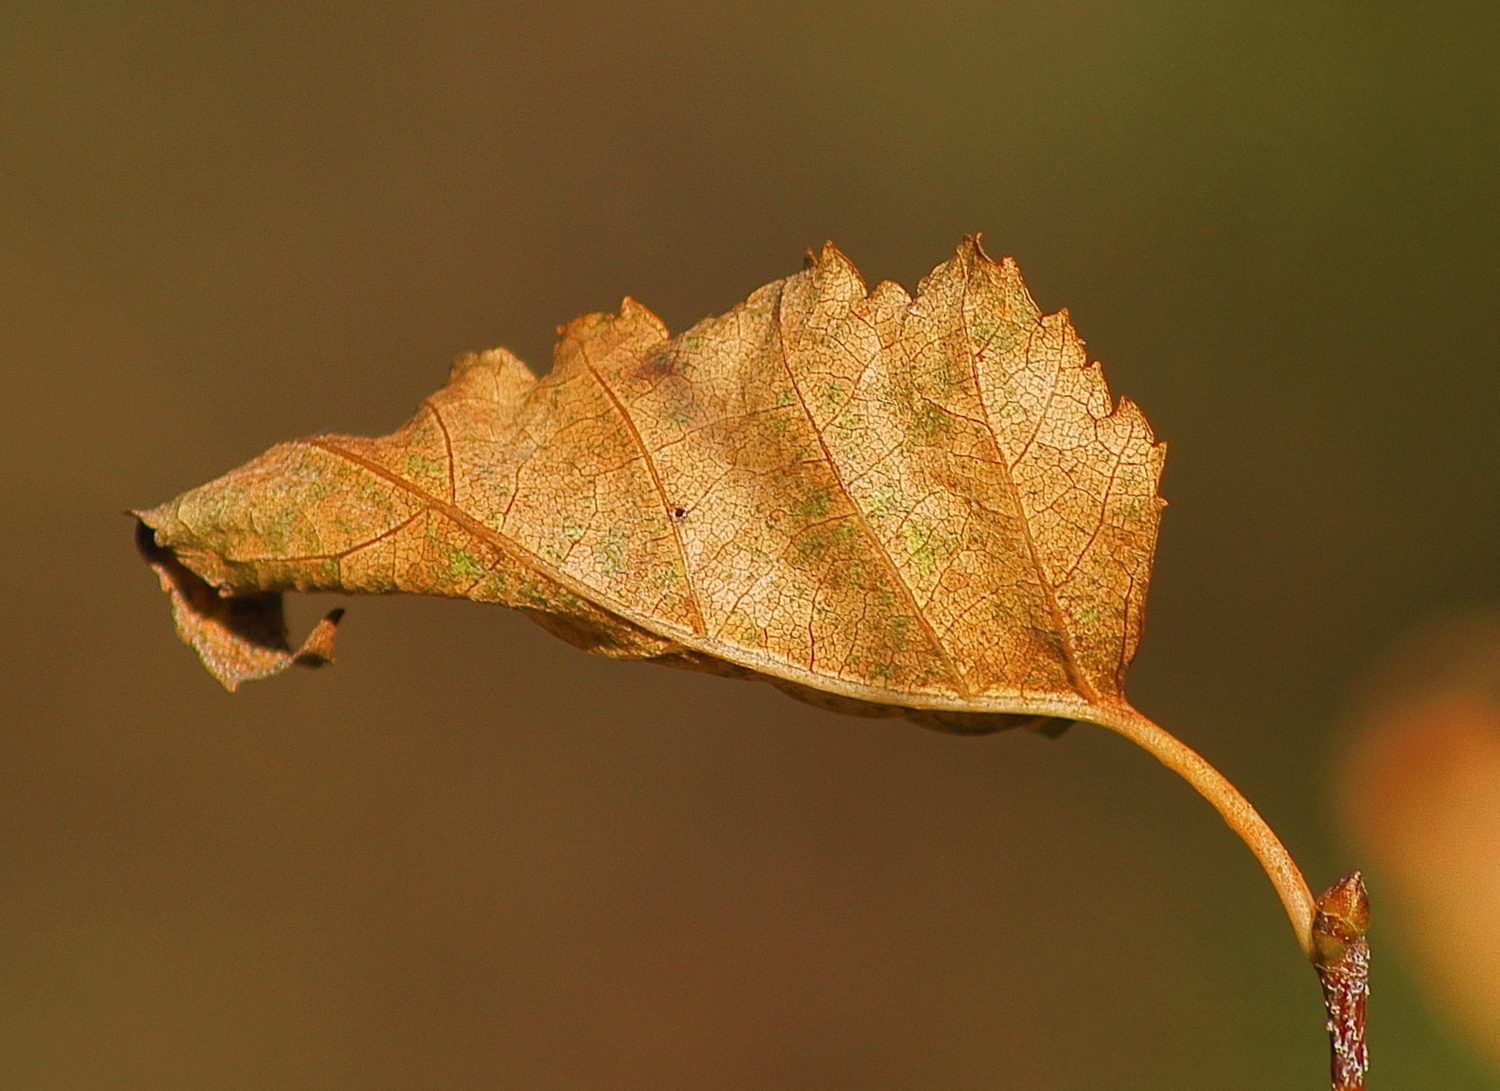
[1340,613,1500,1068]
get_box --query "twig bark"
[1312,873,1370,1091]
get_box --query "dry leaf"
[136,238,1165,735]
[135,239,1373,1089]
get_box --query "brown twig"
[1312,872,1370,1091]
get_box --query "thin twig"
[1313,872,1370,1091]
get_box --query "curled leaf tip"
[293,608,345,669]
[134,516,346,690]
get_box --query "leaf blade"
[136,239,1164,729]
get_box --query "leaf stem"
[1088,703,1317,959]
[1086,705,1370,1088]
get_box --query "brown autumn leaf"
[135,238,1165,736]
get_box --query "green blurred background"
[3,2,1498,1087]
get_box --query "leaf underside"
[136,238,1165,735]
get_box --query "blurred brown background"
[3,2,1498,1088]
